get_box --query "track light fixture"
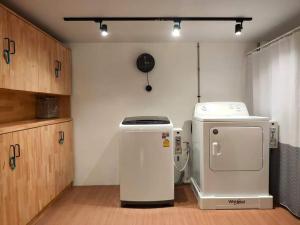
[235,21,243,36]
[64,17,252,37]
[172,21,181,37]
[100,22,108,37]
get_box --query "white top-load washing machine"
[119,116,174,207]
[191,102,273,209]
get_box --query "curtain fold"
[247,32,300,217]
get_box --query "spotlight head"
[172,21,181,37]
[100,23,108,37]
[235,22,243,36]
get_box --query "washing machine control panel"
[195,102,249,117]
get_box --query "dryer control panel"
[194,102,249,118]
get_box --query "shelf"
[0,118,72,135]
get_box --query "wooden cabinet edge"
[0,88,72,96]
[0,118,73,135]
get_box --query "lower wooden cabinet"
[0,121,73,225]
[0,133,18,225]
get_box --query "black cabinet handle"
[9,145,16,170]
[3,49,10,64]
[3,38,10,64]
[15,144,21,158]
[59,131,64,144]
[55,60,60,78]
[9,40,15,54]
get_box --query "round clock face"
[136,53,155,73]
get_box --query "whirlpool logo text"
[228,199,246,205]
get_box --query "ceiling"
[2,0,300,43]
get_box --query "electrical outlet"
[174,128,183,155]
[270,121,278,149]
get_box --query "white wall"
[199,43,254,103]
[71,42,255,185]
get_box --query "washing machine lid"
[122,116,170,125]
[193,102,268,121]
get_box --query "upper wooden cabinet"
[38,33,72,95]
[62,47,72,95]
[5,11,39,92]
[0,5,72,95]
[0,7,9,87]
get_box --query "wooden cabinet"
[39,121,74,202]
[49,121,74,199]
[0,7,9,87]
[13,128,40,225]
[38,33,72,95]
[61,46,72,95]
[0,121,73,225]
[57,122,74,191]
[37,32,56,94]
[4,12,39,92]
[0,130,37,225]
[0,5,73,225]
[0,7,39,92]
[0,4,72,95]
[0,133,18,225]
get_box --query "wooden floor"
[32,185,300,225]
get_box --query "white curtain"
[247,31,300,217]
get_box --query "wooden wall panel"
[0,90,71,124]
[0,89,36,123]
[58,96,71,118]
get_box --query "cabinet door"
[38,125,57,207]
[42,122,73,196]
[0,133,19,225]
[63,47,72,95]
[54,121,74,193]
[38,32,57,94]
[54,43,66,94]
[60,121,74,186]
[209,127,263,171]
[5,11,39,92]
[13,128,40,225]
[0,6,9,87]
[39,40,71,95]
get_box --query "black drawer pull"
[59,131,64,144]
[9,145,16,170]
[3,49,10,64]
[55,60,61,78]
[3,38,10,64]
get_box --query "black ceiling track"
[63,17,252,23]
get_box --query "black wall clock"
[136,53,155,73]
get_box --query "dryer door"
[209,127,263,171]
